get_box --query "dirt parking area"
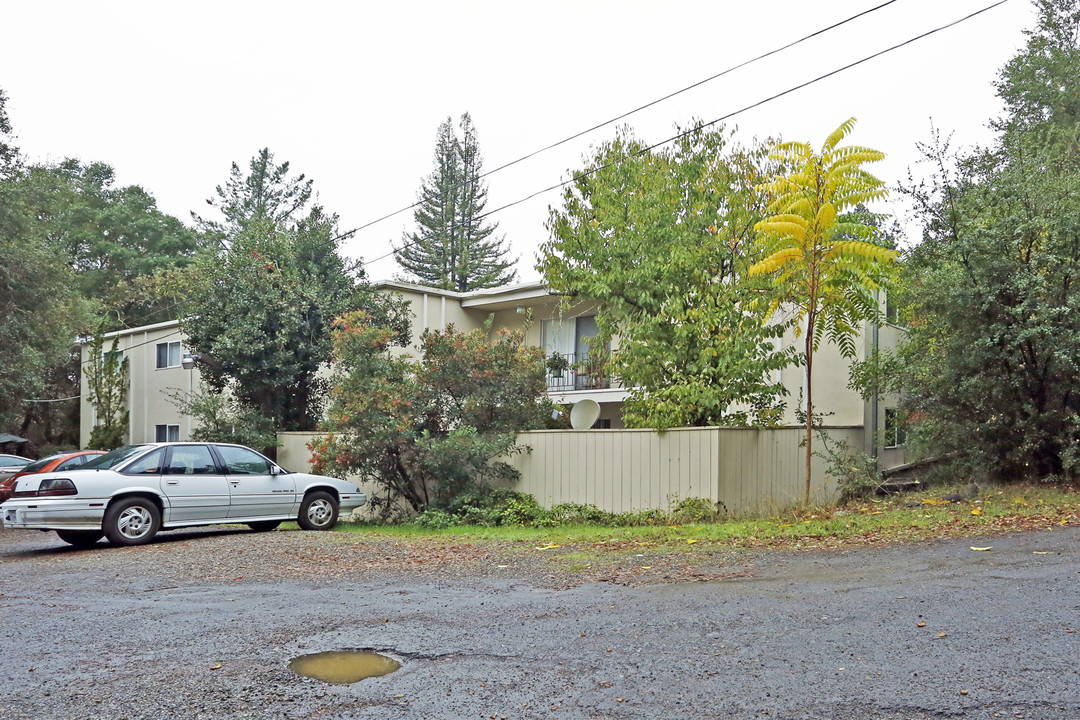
[2,524,1079,719]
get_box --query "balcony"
[544,351,618,392]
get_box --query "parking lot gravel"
[3,523,1079,719]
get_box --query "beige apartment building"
[80,280,906,468]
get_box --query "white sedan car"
[1,442,366,547]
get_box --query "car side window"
[167,446,218,475]
[123,448,166,475]
[56,455,89,471]
[216,445,272,475]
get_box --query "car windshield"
[20,453,68,473]
[82,445,152,470]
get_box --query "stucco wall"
[80,322,202,447]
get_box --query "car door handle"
[230,480,240,486]
[166,479,179,486]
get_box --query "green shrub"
[672,497,721,524]
[611,508,669,527]
[408,492,731,529]
[411,509,460,529]
[548,503,613,525]
[499,492,546,526]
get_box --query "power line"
[337,0,903,241]
[360,0,1010,269]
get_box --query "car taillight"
[12,478,79,498]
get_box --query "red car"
[0,450,106,504]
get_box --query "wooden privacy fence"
[502,426,861,513]
[278,426,864,514]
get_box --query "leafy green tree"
[164,387,278,451]
[181,150,404,436]
[749,118,896,502]
[180,214,372,432]
[85,332,129,450]
[310,313,551,515]
[890,0,1080,481]
[395,113,517,291]
[0,89,91,434]
[540,125,794,429]
[17,349,82,456]
[23,159,204,328]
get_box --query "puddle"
[288,650,401,684]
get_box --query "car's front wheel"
[104,497,161,546]
[298,491,338,530]
[56,530,104,548]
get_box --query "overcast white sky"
[3,0,1036,283]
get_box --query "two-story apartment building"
[81,280,906,467]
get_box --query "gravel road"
[2,523,1079,719]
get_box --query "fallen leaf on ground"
[970,546,993,551]
[917,621,926,628]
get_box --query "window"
[56,454,93,471]
[885,294,898,323]
[167,445,217,475]
[100,349,125,375]
[123,448,165,475]
[155,424,180,442]
[541,315,610,390]
[156,341,182,369]
[884,408,906,448]
[216,445,272,475]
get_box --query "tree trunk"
[804,330,813,505]
[804,305,817,506]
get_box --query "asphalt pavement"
[1,525,1078,719]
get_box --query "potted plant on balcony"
[545,351,570,378]
[574,351,608,389]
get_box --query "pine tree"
[191,147,315,240]
[396,114,516,291]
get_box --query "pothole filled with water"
[288,650,401,684]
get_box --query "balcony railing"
[544,351,618,392]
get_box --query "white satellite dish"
[569,399,601,429]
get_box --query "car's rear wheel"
[247,520,281,532]
[56,530,104,548]
[104,497,161,546]
[298,491,338,530]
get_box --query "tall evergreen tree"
[192,147,315,240]
[396,113,516,291]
